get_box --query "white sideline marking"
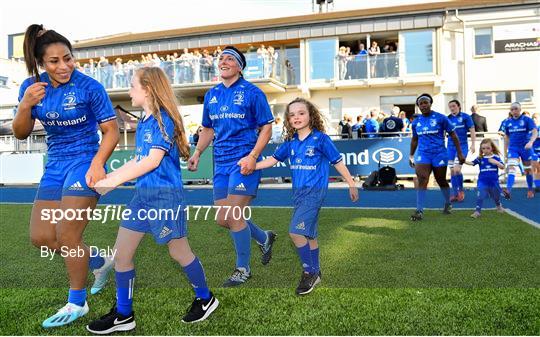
[505,209,540,229]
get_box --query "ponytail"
[22,24,73,82]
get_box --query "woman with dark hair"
[13,24,119,327]
[409,93,464,221]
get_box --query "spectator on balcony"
[199,50,214,82]
[192,50,202,83]
[345,47,355,80]
[353,43,368,80]
[339,114,353,139]
[284,59,295,85]
[151,53,162,68]
[179,48,193,84]
[364,109,380,138]
[113,58,126,88]
[213,47,222,81]
[381,106,404,137]
[163,55,174,82]
[87,58,96,79]
[126,59,136,86]
[98,56,112,88]
[384,43,398,77]
[337,46,348,80]
[267,46,278,78]
[351,115,364,138]
[368,41,380,78]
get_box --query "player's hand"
[238,155,256,175]
[525,141,533,150]
[470,145,476,154]
[458,153,466,165]
[187,154,199,172]
[349,186,359,202]
[21,82,48,107]
[409,155,415,168]
[93,178,116,196]
[85,163,106,188]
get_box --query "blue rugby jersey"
[412,111,455,154]
[472,155,503,186]
[18,70,116,159]
[134,109,182,191]
[502,114,536,149]
[202,77,274,164]
[533,124,540,151]
[273,130,342,200]
[447,112,474,149]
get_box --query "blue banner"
[260,137,414,177]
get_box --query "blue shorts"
[213,161,261,201]
[507,147,535,163]
[447,145,468,167]
[414,151,448,167]
[120,195,187,245]
[36,156,100,201]
[289,204,321,239]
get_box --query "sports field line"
[505,208,540,229]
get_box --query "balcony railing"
[336,53,399,81]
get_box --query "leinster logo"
[233,91,244,105]
[62,93,77,110]
[143,131,152,143]
[430,119,437,127]
[46,111,59,119]
[372,147,403,165]
[305,146,315,157]
[458,117,463,123]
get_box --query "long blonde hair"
[135,67,190,160]
[478,138,500,158]
[283,97,326,140]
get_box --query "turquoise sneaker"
[91,256,114,295]
[42,302,89,328]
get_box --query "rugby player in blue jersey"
[13,25,119,327]
[447,99,475,202]
[255,98,358,295]
[501,102,537,199]
[187,46,276,287]
[409,94,464,221]
[87,68,218,334]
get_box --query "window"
[515,90,533,103]
[495,91,512,104]
[402,30,434,74]
[476,90,534,104]
[308,38,337,80]
[329,98,342,120]
[474,28,493,56]
[476,92,492,104]
[284,47,300,85]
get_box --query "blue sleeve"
[202,94,212,128]
[91,86,116,124]
[465,114,474,129]
[18,78,36,119]
[494,155,504,165]
[373,120,380,132]
[320,134,342,165]
[526,117,536,132]
[150,117,174,154]
[273,141,290,162]
[442,115,455,133]
[472,158,480,166]
[252,91,274,127]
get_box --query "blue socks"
[182,257,210,300]
[230,226,251,271]
[456,173,464,192]
[507,174,515,192]
[68,288,86,307]
[310,247,320,274]
[450,175,458,196]
[247,220,267,246]
[116,269,135,316]
[526,174,533,190]
[88,247,105,270]
[296,243,312,273]
[417,189,426,212]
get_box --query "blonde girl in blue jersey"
[255,98,358,295]
[14,24,119,328]
[87,67,218,334]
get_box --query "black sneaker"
[181,292,219,323]
[222,267,251,287]
[296,271,320,295]
[502,188,511,200]
[410,210,424,221]
[86,306,135,335]
[260,231,277,265]
[442,202,452,214]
